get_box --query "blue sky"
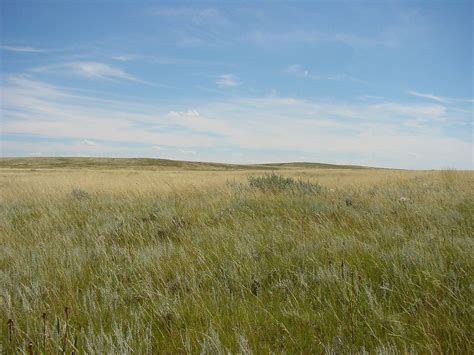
[0,0,472,169]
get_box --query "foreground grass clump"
[248,173,321,193]
[1,170,473,353]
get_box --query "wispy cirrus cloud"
[1,76,214,148]
[285,64,320,79]
[32,61,154,85]
[358,95,384,101]
[408,90,446,103]
[151,6,233,47]
[1,75,471,168]
[216,74,240,88]
[168,110,231,135]
[110,53,232,67]
[408,90,474,104]
[111,55,135,62]
[0,45,46,53]
[327,74,367,84]
[250,30,398,48]
[153,6,230,27]
[285,64,367,83]
[80,139,99,146]
[178,149,197,155]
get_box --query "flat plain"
[1,158,473,353]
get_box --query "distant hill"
[0,157,367,170]
[261,162,366,169]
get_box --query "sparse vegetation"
[0,159,473,353]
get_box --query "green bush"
[248,173,321,193]
[70,188,90,200]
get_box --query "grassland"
[1,158,473,353]
[0,157,365,171]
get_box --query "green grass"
[1,170,473,353]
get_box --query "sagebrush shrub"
[248,173,321,193]
[70,188,90,200]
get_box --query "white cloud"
[80,140,98,146]
[153,7,230,27]
[250,30,398,48]
[358,95,384,101]
[195,85,226,94]
[110,54,228,66]
[1,76,472,169]
[367,102,446,118]
[408,152,421,158]
[111,55,134,61]
[327,74,367,84]
[408,91,447,103]
[152,6,231,48]
[1,76,216,148]
[285,64,318,79]
[408,90,474,104]
[285,64,367,83]
[32,61,153,85]
[216,74,240,88]
[0,45,46,53]
[168,110,231,135]
[193,97,471,168]
[178,149,197,155]
[68,62,131,80]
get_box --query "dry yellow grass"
[1,158,473,353]
[0,166,452,201]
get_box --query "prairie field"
[0,158,473,353]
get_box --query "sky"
[0,0,472,169]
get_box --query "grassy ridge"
[0,157,366,170]
[1,169,473,353]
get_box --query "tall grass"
[1,170,473,353]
